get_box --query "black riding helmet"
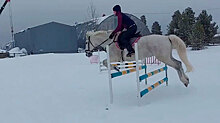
[113,5,121,12]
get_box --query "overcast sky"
[0,0,220,46]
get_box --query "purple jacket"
[112,12,136,35]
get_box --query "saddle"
[114,31,142,50]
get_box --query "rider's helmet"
[113,5,121,12]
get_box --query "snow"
[0,46,220,123]
[0,49,6,53]
[8,47,27,57]
[8,47,21,53]
[214,33,220,37]
[96,15,110,25]
[17,30,26,33]
[9,47,27,54]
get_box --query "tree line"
[141,7,219,50]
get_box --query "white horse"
[85,31,193,87]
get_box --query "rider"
[109,5,137,57]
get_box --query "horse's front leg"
[103,59,120,72]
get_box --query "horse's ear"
[86,32,89,39]
[86,31,94,38]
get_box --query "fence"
[106,43,168,105]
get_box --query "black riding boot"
[126,44,135,57]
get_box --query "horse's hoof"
[184,83,188,87]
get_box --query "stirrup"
[126,52,135,57]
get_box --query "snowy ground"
[0,46,220,123]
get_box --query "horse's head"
[85,30,112,57]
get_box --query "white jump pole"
[98,50,101,72]
[106,45,113,104]
[135,43,141,106]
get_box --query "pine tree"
[190,21,205,50]
[196,10,219,45]
[140,15,147,26]
[167,8,219,49]
[209,22,219,43]
[178,7,195,46]
[167,10,181,36]
[151,21,162,35]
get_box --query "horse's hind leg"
[162,56,189,87]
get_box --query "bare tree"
[87,1,97,20]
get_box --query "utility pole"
[0,0,10,15]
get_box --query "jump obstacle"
[96,50,161,72]
[106,43,168,105]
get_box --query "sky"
[0,0,220,46]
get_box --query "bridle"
[85,34,118,57]
[85,36,109,57]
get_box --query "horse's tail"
[168,35,193,72]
